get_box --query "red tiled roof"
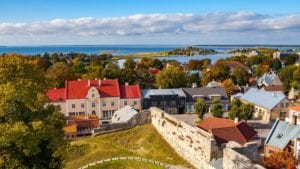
[66,79,120,99]
[120,84,142,99]
[47,88,66,102]
[198,117,257,145]
[149,68,161,75]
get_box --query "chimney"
[88,80,91,86]
[192,83,197,88]
[272,92,276,97]
[234,117,239,124]
[292,115,297,125]
[98,80,101,86]
[125,82,129,86]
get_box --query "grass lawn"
[65,124,190,169]
[88,160,165,169]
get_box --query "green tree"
[71,59,86,74]
[211,98,223,118]
[82,65,103,80]
[240,103,255,121]
[271,58,282,72]
[156,65,187,88]
[194,98,207,119]
[279,65,297,91]
[284,54,298,66]
[0,54,67,168]
[229,105,240,120]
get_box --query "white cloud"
[0,12,300,44]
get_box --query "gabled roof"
[257,71,282,87]
[263,85,284,93]
[142,89,186,98]
[47,88,66,102]
[120,84,142,99]
[240,88,286,110]
[66,79,120,99]
[198,117,257,145]
[182,87,228,102]
[215,60,250,71]
[265,119,300,149]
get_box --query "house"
[239,88,289,122]
[262,85,284,93]
[198,117,258,146]
[66,114,100,135]
[142,89,186,114]
[265,118,300,159]
[183,86,229,113]
[288,87,300,101]
[257,71,283,88]
[149,67,160,75]
[111,105,138,123]
[273,50,295,61]
[47,79,142,124]
[286,106,300,125]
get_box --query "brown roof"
[215,60,250,71]
[67,115,100,128]
[289,106,300,112]
[263,85,284,92]
[198,117,257,145]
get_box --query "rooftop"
[198,117,257,145]
[142,88,186,98]
[240,88,286,110]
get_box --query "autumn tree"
[46,62,76,88]
[194,98,207,119]
[156,65,187,88]
[211,98,223,118]
[201,65,230,86]
[232,68,249,86]
[222,79,235,95]
[264,150,296,169]
[284,54,298,66]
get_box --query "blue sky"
[0,0,300,45]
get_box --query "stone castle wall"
[150,107,221,169]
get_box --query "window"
[81,103,85,108]
[79,112,85,115]
[69,112,75,116]
[171,100,176,105]
[151,101,157,106]
[92,111,96,115]
[124,101,127,106]
[103,101,106,107]
[161,101,166,106]
[111,101,115,106]
[92,94,95,97]
[92,103,96,107]
[133,101,137,105]
[72,104,76,108]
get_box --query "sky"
[0,0,300,45]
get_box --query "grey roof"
[142,88,186,98]
[265,119,300,149]
[182,87,228,102]
[240,88,286,110]
[111,105,138,123]
[257,71,280,86]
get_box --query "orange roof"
[120,84,142,99]
[63,124,77,133]
[198,117,257,145]
[47,88,66,102]
[289,106,300,112]
[215,60,250,71]
[263,85,284,92]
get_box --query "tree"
[240,103,254,121]
[82,65,103,80]
[284,54,298,66]
[253,64,270,77]
[279,65,297,91]
[271,58,282,72]
[222,79,235,95]
[232,68,249,86]
[201,65,230,86]
[264,150,296,169]
[211,98,223,118]
[71,59,86,74]
[135,68,156,88]
[156,65,187,88]
[101,62,121,79]
[229,99,242,120]
[47,62,75,88]
[120,59,137,84]
[194,98,207,119]
[0,54,67,168]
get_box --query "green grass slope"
[89,160,165,169]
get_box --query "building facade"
[142,89,186,114]
[47,79,142,123]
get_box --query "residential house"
[288,87,300,101]
[265,118,300,160]
[286,106,300,125]
[212,60,251,74]
[47,79,142,123]
[262,85,285,93]
[142,89,186,114]
[111,105,138,123]
[257,71,283,88]
[273,50,296,61]
[183,86,229,113]
[198,117,258,146]
[63,124,77,139]
[238,88,289,122]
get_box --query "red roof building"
[47,79,142,123]
[149,67,161,75]
[198,117,257,145]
